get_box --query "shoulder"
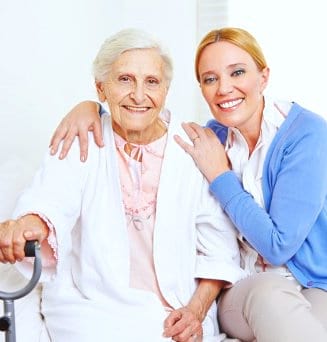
[280,103,327,145]
[205,119,228,144]
[288,102,327,131]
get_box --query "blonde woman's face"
[198,41,269,132]
[97,48,168,136]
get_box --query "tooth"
[126,106,147,112]
[220,99,242,108]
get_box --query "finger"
[187,123,209,141]
[203,126,218,140]
[164,310,182,329]
[92,120,105,148]
[59,132,77,160]
[23,229,46,243]
[0,250,6,263]
[78,130,89,162]
[165,314,189,338]
[186,330,203,342]
[49,125,68,155]
[173,135,195,156]
[0,236,15,263]
[172,320,201,342]
[181,122,198,140]
[187,122,203,131]
[12,230,27,261]
[0,222,14,262]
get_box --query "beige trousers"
[218,273,327,342]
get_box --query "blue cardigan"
[208,102,327,290]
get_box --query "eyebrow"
[200,63,248,76]
[227,63,248,69]
[115,72,162,79]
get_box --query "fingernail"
[59,153,64,159]
[81,155,86,162]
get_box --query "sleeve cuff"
[209,171,244,209]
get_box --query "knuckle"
[0,238,11,249]
[13,237,25,248]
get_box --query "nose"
[130,82,146,103]
[216,76,233,96]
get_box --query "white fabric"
[0,157,50,341]
[226,98,296,279]
[13,111,246,341]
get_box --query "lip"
[122,105,151,113]
[217,98,243,110]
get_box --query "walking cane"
[0,241,42,342]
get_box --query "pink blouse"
[114,131,170,306]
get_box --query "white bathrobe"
[13,110,246,341]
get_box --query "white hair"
[93,28,173,84]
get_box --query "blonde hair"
[195,27,267,82]
[93,28,173,84]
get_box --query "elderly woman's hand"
[49,101,104,162]
[163,306,203,342]
[0,214,49,263]
[174,121,230,182]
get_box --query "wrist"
[207,166,230,183]
[186,300,205,322]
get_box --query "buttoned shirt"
[226,98,299,281]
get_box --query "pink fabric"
[114,131,170,306]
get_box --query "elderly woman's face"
[97,48,168,137]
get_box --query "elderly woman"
[0,29,245,341]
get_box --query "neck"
[112,118,167,145]
[239,97,265,155]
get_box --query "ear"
[95,81,106,102]
[260,67,270,92]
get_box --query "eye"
[119,75,132,83]
[202,75,217,85]
[146,77,160,87]
[231,69,245,77]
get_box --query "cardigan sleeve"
[209,111,327,265]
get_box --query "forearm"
[186,278,226,322]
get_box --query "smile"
[218,99,243,109]
[123,105,150,112]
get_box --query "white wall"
[0,0,198,193]
[1,0,326,206]
[227,0,327,118]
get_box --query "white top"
[226,98,298,280]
